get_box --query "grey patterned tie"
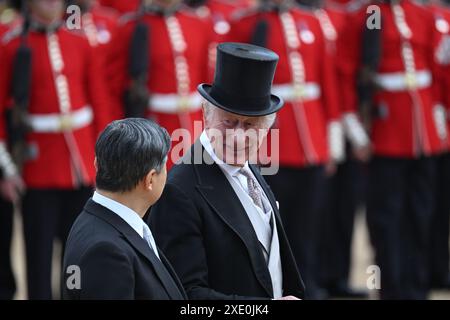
[143,224,161,260]
[239,168,266,213]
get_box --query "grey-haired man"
[150,43,305,300]
[62,118,186,300]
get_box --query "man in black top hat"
[149,42,304,300]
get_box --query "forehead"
[214,107,263,123]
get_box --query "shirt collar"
[92,191,146,238]
[199,130,248,177]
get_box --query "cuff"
[342,112,370,149]
[433,103,448,141]
[328,120,345,163]
[0,142,18,178]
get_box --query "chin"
[224,156,247,166]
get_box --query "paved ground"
[10,209,450,300]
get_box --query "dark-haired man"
[62,118,186,300]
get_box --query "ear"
[144,169,157,191]
[94,157,98,171]
[202,101,214,131]
[202,105,208,129]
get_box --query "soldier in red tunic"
[107,0,213,168]
[73,0,118,55]
[0,0,22,301]
[427,0,450,291]
[0,0,116,299]
[296,0,371,299]
[97,0,140,14]
[345,0,445,299]
[73,0,122,120]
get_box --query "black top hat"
[198,42,284,117]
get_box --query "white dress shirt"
[199,131,272,222]
[92,191,160,260]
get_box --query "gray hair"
[202,100,276,129]
[95,118,171,192]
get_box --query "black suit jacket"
[149,141,305,300]
[62,199,186,300]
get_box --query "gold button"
[177,97,190,112]
[59,114,73,131]
[293,84,305,100]
[405,73,417,89]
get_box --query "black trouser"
[266,165,326,299]
[22,187,93,300]
[0,197,16,300]
[319,159,368,290]
[367,156,436,299]
[429,153,450,286]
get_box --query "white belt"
[149,92,203,114]
[375,70,432,92]
[27,106,94,133]
[271,83,321,102]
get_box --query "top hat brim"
[197,83,284,117]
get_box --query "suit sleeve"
[150,182,269,300]
[77,241,134,299]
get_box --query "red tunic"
[229,7,342,167]
[98,0,140,14]
[342,0,445,157]
[429,2,450,150]
[0,26,115,188]
[107,9,213,168]
[323,0,370,149]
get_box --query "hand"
[352,144,372,163]
[276,295,301,300]
[0,175,25,202]
[324,161,337,177]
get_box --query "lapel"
[250,164,281,221]
[250,166,306,296]
[84,199,184,300]
[158,249,188,300]
[189,141,274,297]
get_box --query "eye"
[244,121,256,128]
[223,119,234,126]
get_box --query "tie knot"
[239,167,267,213]
[239,167,253,179]
[142,224,161,260]
[142,224,151,241]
